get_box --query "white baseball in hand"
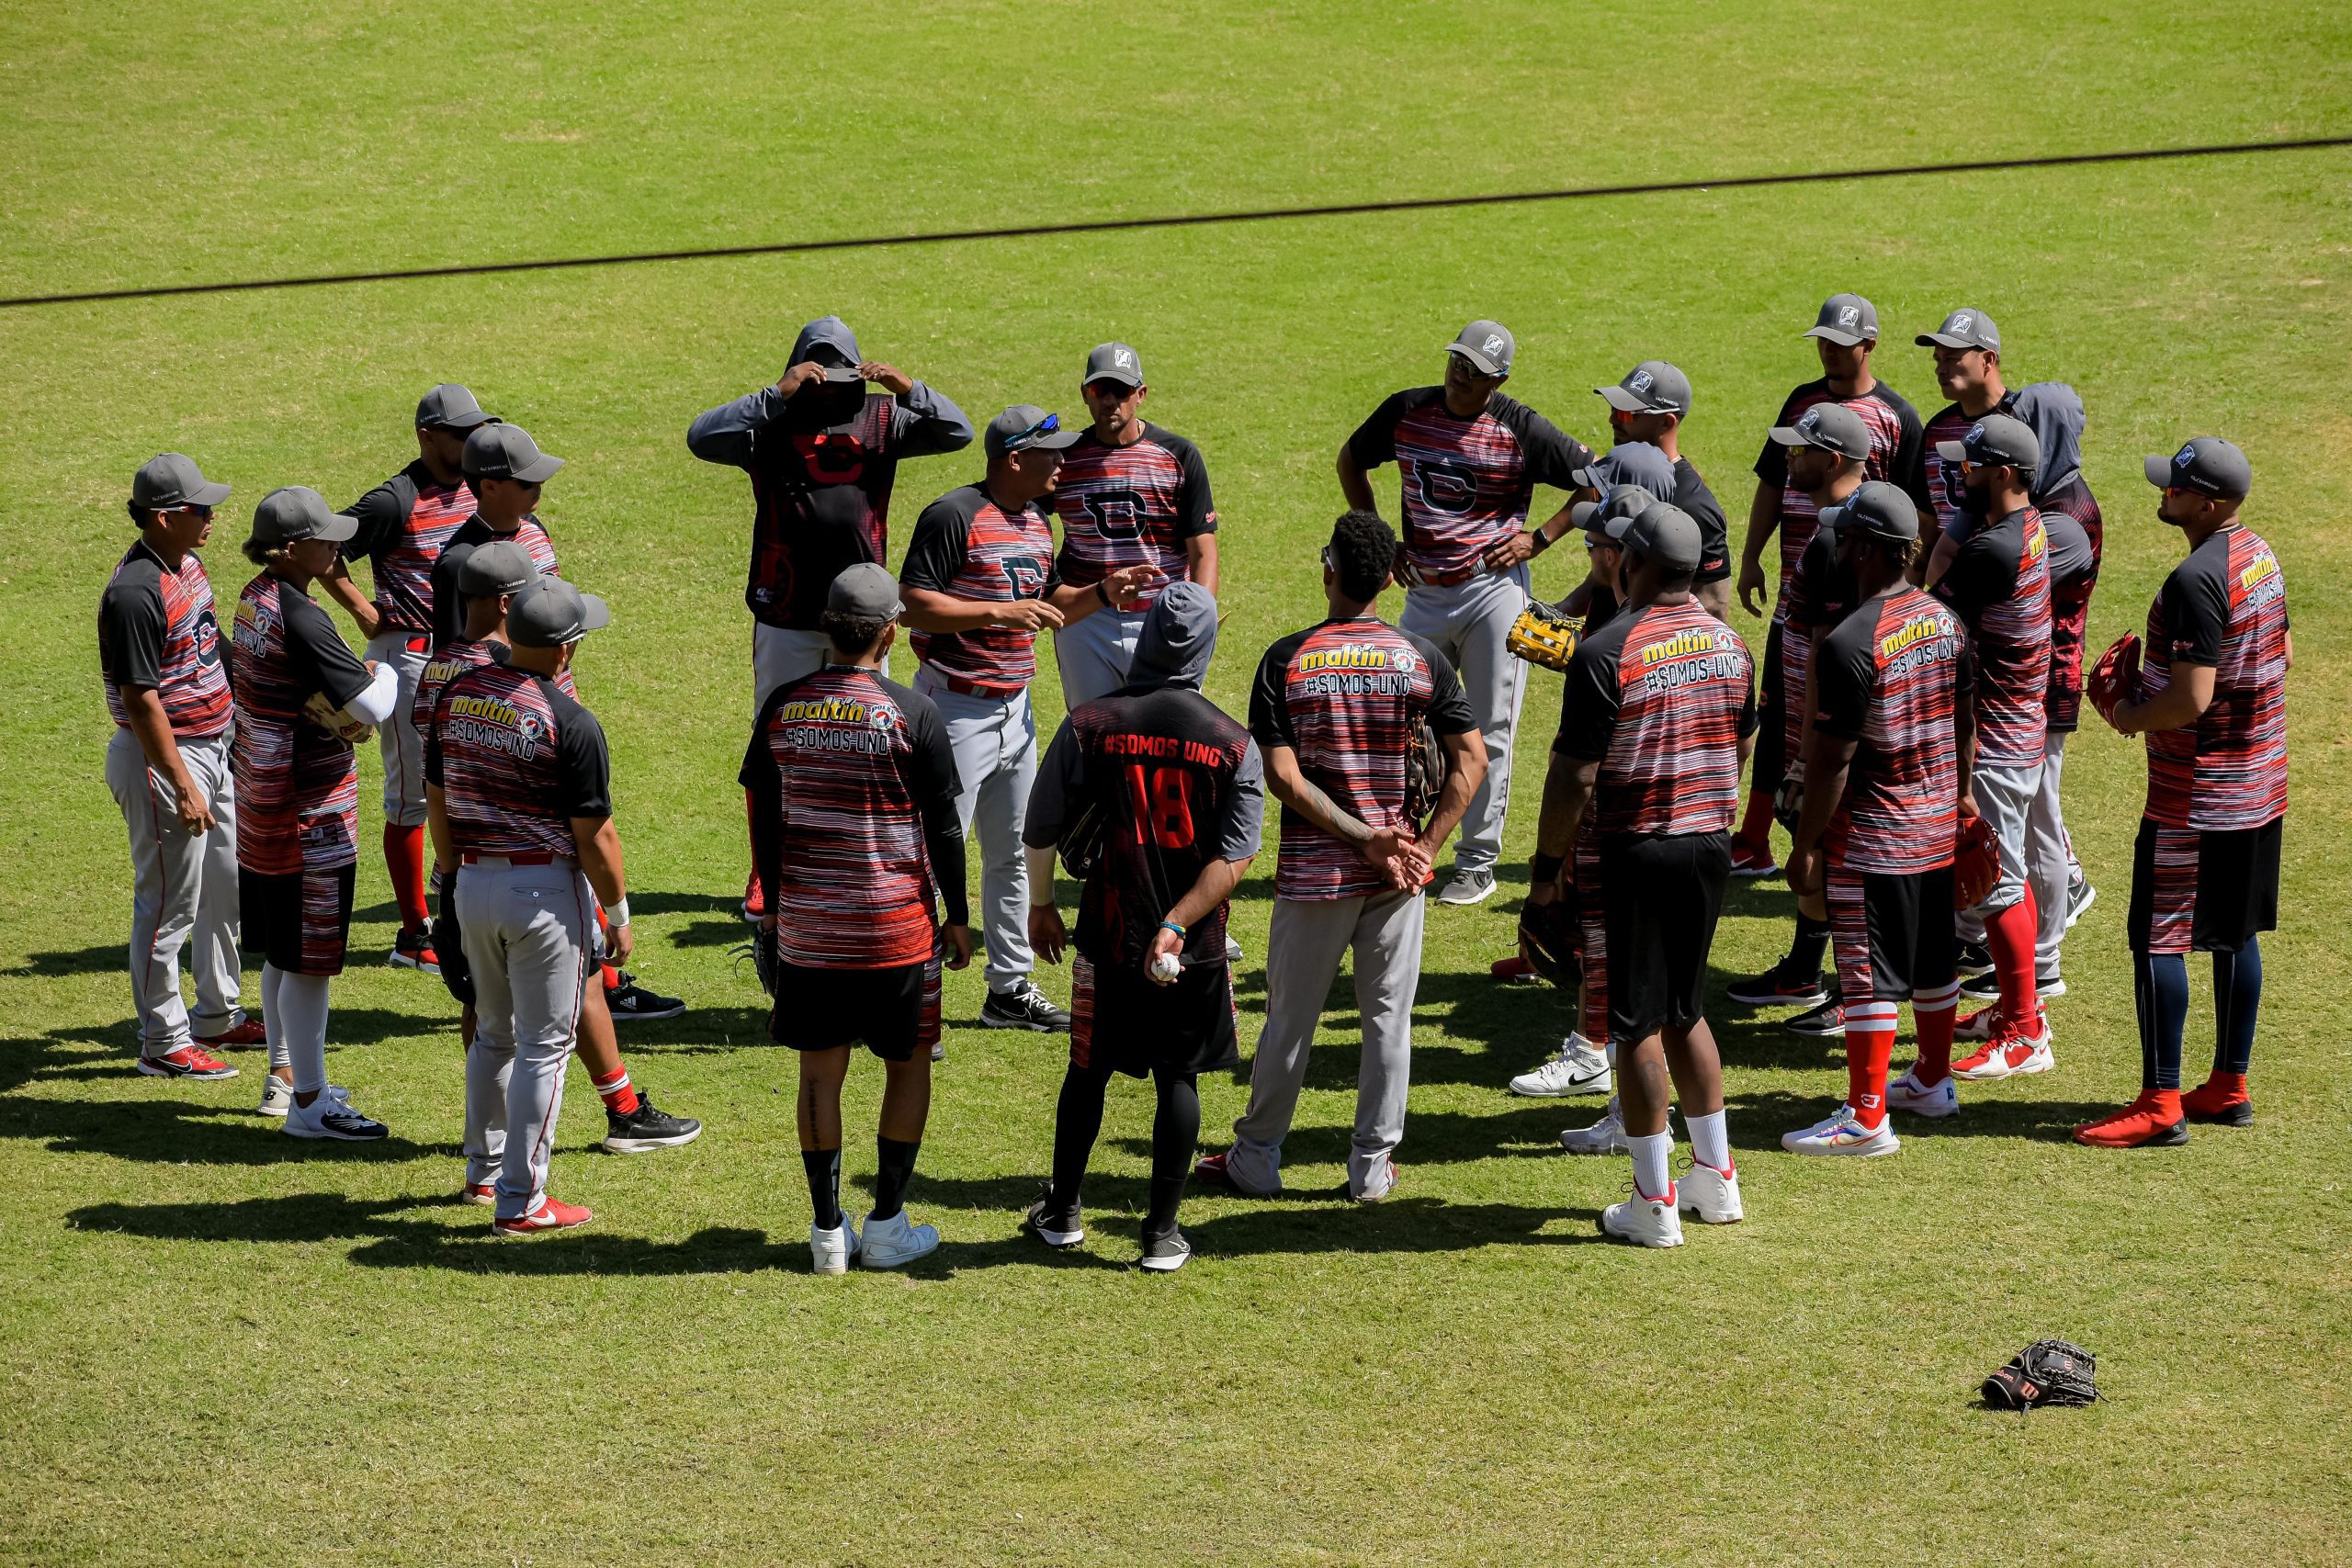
[1148,951,1182,984]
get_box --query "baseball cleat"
[493,1197,594,1237]
[390,928,441,976]
[2181,1077,2253,1127]
[1509,1033,1611,1098]
[459,1180,497,1207]
[1139,1227,1193,1272]
[282,1087,388,1142]
[1025,1186,1084,1248]
[2073,1092,2188,1149]
[2064,877,2097,930]
[1490,954,1540,983]
[1601,1184,1684,1247]
[196,1018,267,1048]
[858,1210,939,1269]
[809,1213,862,1275]
[980,980,1071,1032]
[1785,998,1846,1038]
[1559,1096,1635,1156]
[1884,1067,1959,1118]
[1193,1148,1279,1195]
[603,973,685,1023]
[1435,867,1497,906]
[1677,1162,1743,1224]
[1725,965,1830,1009]
[741,869,765,925]
[603,1092,701,1153]
[1727,838,1778,878]
[137,1044,238,1079]
[1781,1105,1900,1156]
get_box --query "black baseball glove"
[1058,795,1107,883]
[1982,1339,2099,1410]
[1404,721,1448,829]
[432,875,474,1007]
[1517,891,1582,990]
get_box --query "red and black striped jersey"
[1753,381,1926,617]
[740,665,967,969]
[2143,525,2288,831]
[411,636,500,747]
[98,542,233,738]
[1917,395,2026,537]
[429,515,559,649]
[1348,389,1590,581]
[1558,600,1756,838]
[1250,616,1476,900]
[1814,588,1973,874]
[425,661,612,860]
[340,462,477,634]
[900,483,1061,694]
[1933,504,2050,771]
[228,574,372,875]
[1049,423,1216,604]
[2039,477,2103,733]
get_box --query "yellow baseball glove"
[1506,601,1577,671]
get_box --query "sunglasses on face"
[168,504,214,521]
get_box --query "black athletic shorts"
[1599,831,1730,1042]
[768,949,944,1062]
[2128,816,2281,955]
[239,863,356,976]
[1069,951,1238,1078]
[1826,861,1957,1004]
[1751,617,1787,796]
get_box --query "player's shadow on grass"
[12,1092,433,1166]
[1724,1087,2119,1148]
[2,944,127,979]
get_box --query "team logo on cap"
[1966,421,1987,445]
[1838,305,1860,328]
[1483,334,1505,357]
[1630,369,1654,395]
[1797,409,1822,434]
[1952,313,1974,335]
[2176,443,2199,468]
[1114,349,1135,370]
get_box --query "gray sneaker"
[1436,867,1497,906]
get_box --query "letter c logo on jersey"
[792,431,868,485]
[1415,460,1479,516]
[193,607,221,667]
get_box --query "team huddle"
[95,296,2290,1263]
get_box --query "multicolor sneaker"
[196,1018,268,1048]
[1785,998,1846,1038]
[1954,1018,2053,1081]
[1508,1034,1611,1098]
[1725,966,1829,1009]
[390,927,441,976]
[136,1044,238,1079]
[1884,1067,1959,1118]
[1728,838,1778,878]
[492,1197,594,1237]
[1781,1105,1900,1156]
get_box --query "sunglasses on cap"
[1001,412,1061,452]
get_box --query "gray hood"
[789,314,861,366]
[1129,581,1218,691]
[2013,380,2086,496]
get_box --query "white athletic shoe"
[1436,868,1497,906]
[810,1213,863,1276]
[282,1086,387,1142]
[1954,1018,2055,1081]
[256,1075,343,1117]
[1885,1067,1960,1118]
[1600,1184,1684,1247]
[1676,1162,1743,1224]
[1781,1105,1900,1156]
[1559,1096,1634,1156]
[1509,1034,1611,1098]
[858,1209,940,1269]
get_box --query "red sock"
[1985,889,2041,1032]
[593,1066,639,1116]
[1914,979,1961,1086]
[602,964,621,990]
[384,823,429,933]
[1736,790,1774,849]
[1846,1001,1897,1127]
[594,907,619,989]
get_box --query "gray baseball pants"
[1055,606,1144,711]
[2030,729,2074,976]
[363,631,434,826]
[1400,565,1528,875]
[105,726,245,1055]
[458,857,594,1220]
[752,623,834,712]
[1227,889,1426,1200]
[913,667,1036,990]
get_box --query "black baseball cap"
[1917,309,2000,352]
[1625,502,1703,571]
[463,423,565,483]
[248,486,358,545]
[1821,479,1920,543]
[2144,437,2251,501]
[985,404,1082,459]
[1595,361,1691,415]
[1770,401,1872,460]
[1084,342,1145,389]
[130,453,232,511]
[455,538,540,598]
[1935,412,2040,476]
[414,384,495,431]
[1804,293,1880,346]
[507,575,610,648]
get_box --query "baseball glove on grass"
[1982,1339,2099,1410]
[1505,601,1578,671]
[302,690,376,744]
[1952,813,2001,910]
[2087,632,2143,728]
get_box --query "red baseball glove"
[1952,813,2001,910]
[2086,632,2143,728]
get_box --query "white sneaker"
[1559,1096,1634,1156]
[1601,1184,1684,1247]
[258,1077,345,1117]
[1885,1067,1959,1118]
[1954,1018,2054,1082]
[1509,1034,1611,1098]
[1677,1161,1743,1224]
[282,1087,387,1142]
[1997,1027,2056,1077]
[1781,1105,1900,1156]
[809,1213,863,1276]
[858,1209,940,1269]
[1436,868,1497,906]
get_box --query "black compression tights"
[1050,1060,1199,1239]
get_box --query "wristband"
[1096,581,1113,607]
[1159,919,1187,937]
[604,896,630,928]
[1527,528,1551,555]
[1531,852,1565,885]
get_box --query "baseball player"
[1023,583,1262,1271]
[1592,361,1734,620]
[684,315,973,923]
[2076,439,2287,1147]
[100,455,259,1077]
[1048,342,1220,709]
[1338,321,1593,905]
[1731,294,1931,876]
[1782,483,1974,1151]
[413,541,700,1157]
[228,488,402,1139]
[317,384,496,976]
[898,405,1157,1034]
[741,564,974,1272]
[427,574,629,1235]
[1195,513,1487,1201]
[1926,414,2054,1084]
[1552,504,1756,1245]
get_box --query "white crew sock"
[1628,1129,1673,1200]
[261,964,292,1072]
[1603,1038,1617,1069]
[1686,1110,1732,1174]
[277,972,332,1097]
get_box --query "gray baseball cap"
[1821,479,1920,543]
[1572,483,1658,543]
[1936,412,2040,475]
[455,538,540,598]
[1596,360,1691,415]
[1625,502,1703,571]
[1084,342,1145,389]
[2144,436,2251,501]
[249,486,358,545]
[463,423,565,483]
[985,404,1082,459]
[1917,308,2001,352]
[414,383,495,431]
[828,562,904,619]
[1572,441,1678,496]
[507,575,610,648]
[1804,293,1880,346]
[131,453,232,510]
[1770,400,1873,460]
[1445,320,1515,377]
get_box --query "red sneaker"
[2073,1090,2188,1148]
[1954,1005,2002,1043]
[136,1044,239,1079]
[1490,955,1539,982]
[1728,838,1779,878]
[197,1018,267,1048]
[2180,1077,2253,1127]
[460,1180,496,1207]
[492,1197,594,1237]
[390,927,441,976]
[741,867,766,924]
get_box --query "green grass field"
[5,4,2351,1562]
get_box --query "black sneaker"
[1725,965,1829,1009]
[1954,940,1993,977]
[1025,1185,1084,1247]
[1786,998,1846,1038]
[1139,1227,1192,1273]
[390,926,442,977]
[1960,969,2067,1001]
[603,1092,702,1154]
[605,972,685,1022]
[980,980,1072,1032]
